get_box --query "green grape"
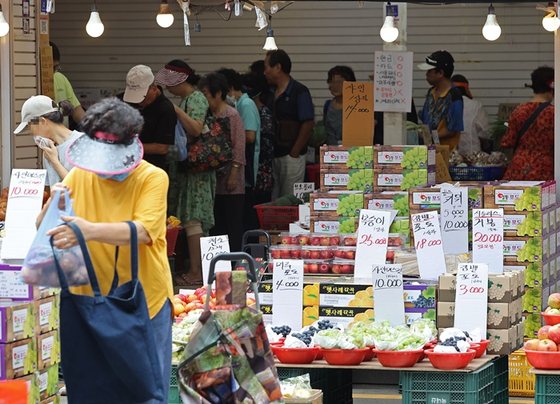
[392,194,409,216]
[339,217,357,234]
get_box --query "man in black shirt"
[123,65,176,171]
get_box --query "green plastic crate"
[492,355,509,403]
[277,367,352,404]
[169,365,180,404]
[535,374,560,404]
[401,362,495,404]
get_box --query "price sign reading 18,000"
[411,211,446,280]
[454,263,489,336]
[472,209,504,274]
[272,260,304,330]
[354,209,391,281]
[372,264,405,326]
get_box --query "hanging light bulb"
[0,3,9,37]
[482,4,501,41]
[86,2,104,38]
[379,3,399,43]
[263,16,278,50]
[542,2,560,32]
[156,0,174,28]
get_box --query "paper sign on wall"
[293,183,315,202]
[411,211,446,280]
[454,263,488,337]
[472,209,504,273]
[372,264,405,327]
[342,82,374,147]
[374,51,413,113]
[200,235,230,286]
[272,260,303,330]
[1,169,47,260]
[354,209,391,282]
[440,187,469,254]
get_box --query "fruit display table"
[530,367,560,404]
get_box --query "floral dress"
[501,102,554,181]
[255,105,275,196]
[167,91,216,235]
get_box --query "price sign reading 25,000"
[354,209,391,280]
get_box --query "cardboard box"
[319,284,372,307]
[483,182,549,211]
[373,145,436,169]
[0,265,41,301]
[498,103,520,120]
[503,236,546,262]
[319,169,374,192]
[38,287,60,300]
[40,395,60,404]
[37,330,60,370]
[437,301,517,329]
[363,192,409,217]
[435,152,451,182]
[0,337,37,379]
[319,145,374,169]
[405,308,436,324]
[318,306,374,328]
[522,287,543,314]
[522,313,541,338]
[309,191,363,217]
[284,389,323,404]
[36,296,59,335]
[0,302,37,343]
[373,168,436,192]
[257,283,320,307]
[486,326,518,355]
[408,183,484,211]
[404,285,436,309]
[309,216,359,234]
[37,365,59,400]
[503,211,544,237]
[18,373,40,404]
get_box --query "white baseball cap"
[14,95,59,134]
[123,65,155,104]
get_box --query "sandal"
[174,272,203,287]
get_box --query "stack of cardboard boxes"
[437,271,524,355]
[0,263,61,404]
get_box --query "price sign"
[372,264,405,327]
[374,51,413,113]
[1,169,47,260]
[342,81,374,147]
[440,187,469,254]
[411,211,446,280]
[293,182,315,202]
[472,209,504,273]
[272,260,303,330]
[354,209,391,282]
[200,235,230,286]
[0,269,31,300]
[454,263,488,337]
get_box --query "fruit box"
[405,308,436,324]
[0,302,37,343]
[503,236,546,262]
[309,191,364,217]
[0,265,41,301]
[36,296,59,335]
[503,211,544,237]
[523,313,542,339]
[38,287,60,300]
[438,272,518,303]
[408,183,484,211]
[257,282,320,307]
[0,337,37,379]
[309,216,359,234]
[373,168,436,192]
[317,306,374,329]
[404,285,436,309]
[543,205,556,235]
[37,330,60,370]
[516,262,544,288]
[485,326,518,355]
[283,389,323,404]
[436,301,517,329]
[522,287,544,314]
[319,169,374,192]
[36,365,59,400]
[483,182,549,212]
[373,145,436,169]
[19,373,40,404]
[363,192,409,216]
[319,284,372,307]
[40,395,60,404]
[319,145,374,169]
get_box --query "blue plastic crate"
[449,166,503,181]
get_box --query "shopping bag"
[177,253,282,404]
[55,221,165,404]
[168,120,189,162]
[21,189,89,287]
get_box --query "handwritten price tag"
[200,235,230,286]
[342,82,374,146]
[454,263,488,337]
[1,169,47,260]
[354,209,391,282]
[372,264,405,327]
[272,260,303,329]
[472,209,504,273]
[440,187,469,254]
[411,211,446,280]
[293,182,315,202]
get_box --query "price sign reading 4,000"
[275,279,300,290]
[272,259,304,330]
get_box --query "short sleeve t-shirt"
[53,72,81,128]
[44,130,83,186]
[179,90,208,123]
[236,93,261,187]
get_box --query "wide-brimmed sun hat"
[155,63,193,87]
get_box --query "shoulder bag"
[516,102,551,145]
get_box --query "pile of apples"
[173,285,257,319]
[524,324,560,352]
[543,293,560,315]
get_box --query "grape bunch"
[413,295,435,308]
[400,170,428,191]
[401,147,428,169]
[347,169,373,191]
[338,217,357,234]
[291,331,314,346]
[522,288,542,312]
[337,193,363,217]
[516,212,542,236]
[392,194,410,216]
[438,338,461,352]
[513,187,542,211]
[525,263,543,286]
[272,325,292,338]
[347,146,373,169]
[516,238,543,262]
[317,319,335,330]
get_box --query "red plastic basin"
[525,349,560,370]
[542,312,560,326]
[271,346,319,364]
[372,349,424,368]
[363,346,376,361]
[425,349,476,370]
[471,339,490,358]
[321,348,370,366]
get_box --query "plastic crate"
[254,203,299,231]
[166,227,181,257]
[401,362,494,404]
[535,374,560,404]
[449,166,503,181]
[169,365,180,404]
[277,367,352,404]
[509,350,535,397]
[493,355,509,404]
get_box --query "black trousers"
[211,193,245,253]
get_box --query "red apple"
[280,249,292,259]
[524,339,540,350]
[548,324,560,345]
[344,250,356,260]
[291,250,301,259]
[319,263,331,274]
[341,264,354,274]
[271,250,282,259]
[319,250,334,259]
[303,263,309,273]
[334,250,345,259]
[311,237,321,246]
[308,263,319,273]
[301,250,311,259]
[549,309,560,315]
[320,237,331,246]
[332,264,341,274]
[290,236,299,245]
[299,235,310,245]
[538,325,552,340]
[281,236,291,245]
[386,250,395,262]
[538,339,558,351]
[343,237,357,246]
[549,293,560,309]
[310,250,321,259]
[330,236,341,246]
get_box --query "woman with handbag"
[199,72,246,253]
[155,60,214,286]
[501,66,554,181]
[38,98,174,404]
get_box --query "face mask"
[225,95,237,107]
[97,172,130,181]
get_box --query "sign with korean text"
[354,209,391,282]
[454,263,489,336]
[0,269,32,300]
[272,260,304,330]
[39,46,54,99]
[374,51,413,113]
[293,182,315,202]
[200,235,230,286]
[1,169,47,260]
[472,209,504,273]
[411,211,446,280]
[342,82,374,147]
[440,187,469,254]
[372,264,405,327]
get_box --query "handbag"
[180,112,233,173]
[167,120,189,162]
[53,221,165,404]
